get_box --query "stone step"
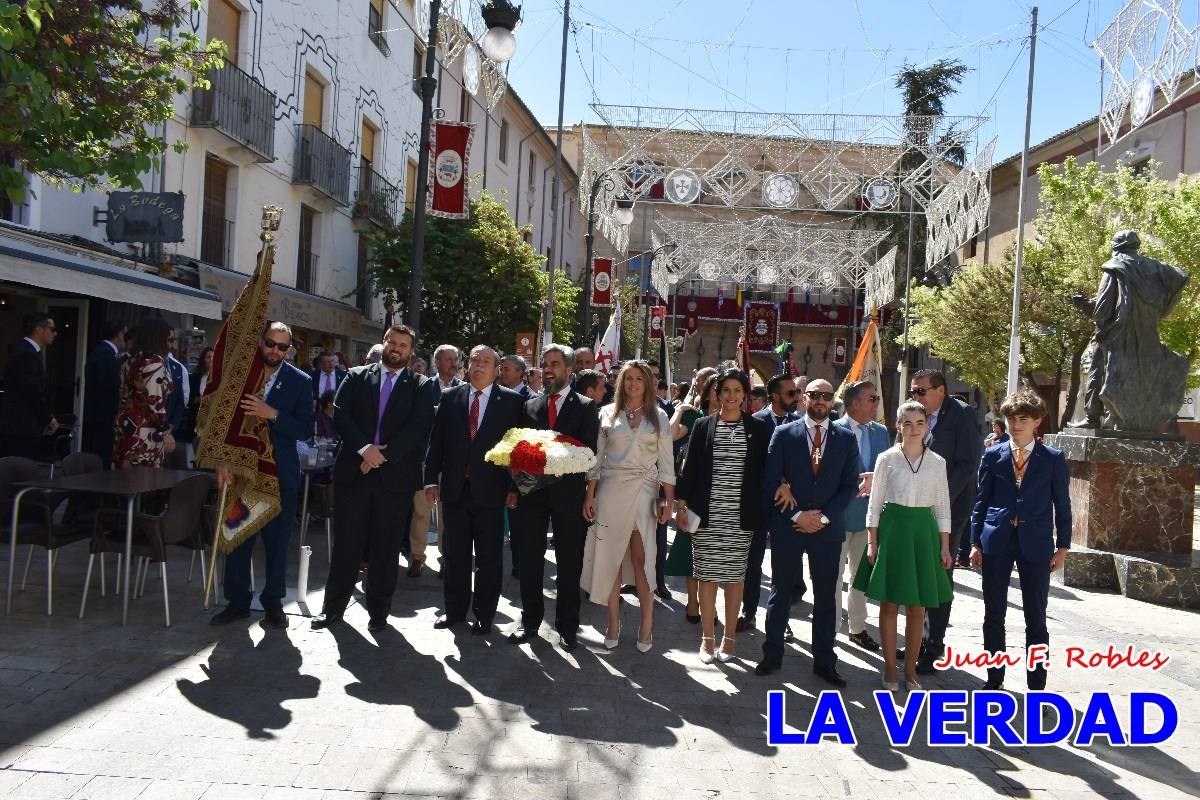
[1055,545,1200,608]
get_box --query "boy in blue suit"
[970,390,1071,690]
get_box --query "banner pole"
[203,484,227,609]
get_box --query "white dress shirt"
[318,369,338,397]
[357,366,404,455]
[803,414,830,457]
[865,445,952,532]
[1010,438,1036,488]
[549,384,571,419]
[467,383,493,422]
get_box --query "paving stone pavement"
[0,524,1197,800]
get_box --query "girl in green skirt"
[854,401,953,691]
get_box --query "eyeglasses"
[909,387,929,397]
[806,391,835,401]
[262,339,291,351]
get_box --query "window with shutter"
[207,0,241,65]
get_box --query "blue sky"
[498,0,1139,163]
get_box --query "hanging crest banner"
[428,121,474,219]
[745,301,778,351]
[592,258,613,306]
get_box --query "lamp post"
[407,1,521,341]
[580,169,634,345]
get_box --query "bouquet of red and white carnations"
[484,428,597,495]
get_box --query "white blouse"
[865,445,952,532]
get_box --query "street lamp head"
[481,1,521,62]
[662,241,678,255]
[613,196,635,226]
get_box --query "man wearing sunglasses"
[2,311,59,459]
[212,322,314,629]
[907,369,982,673]
[757,379,862,686]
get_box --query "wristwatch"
[819,514,830,526]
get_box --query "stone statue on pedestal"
[1070,230,1190,433]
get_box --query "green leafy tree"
[0,0,222,204]
[366,192,578,354]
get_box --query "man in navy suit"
[424,345,523,635]
[508,344,600,651]
[212,322,314,629]
[314,325,434,632]
[740,374,803,633]
[311,351,348,405]
[832,380,890,652]
[2,311,59,459]
[756,379,860,686]
[909,369,983,673]
[971,390,1071,690]
[82,320,125,467]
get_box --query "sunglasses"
[806,391,835,401]
[262,339,291,351]
[909,387,930,397]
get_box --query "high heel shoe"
[717,635,736,663]
[685,604,701,624]
[698,636,716,665]
[636,627,653,653]
[905,676,923,691]
[880,671,899,692]
[603,621,621,650]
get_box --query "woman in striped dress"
[675,368,769,664]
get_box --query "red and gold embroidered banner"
[745,301,778,351]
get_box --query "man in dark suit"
[756,379,860,686]
[508,343,600,651]
[2,311,58,458]
[424,345,523,635]
[212,322,314,628]
[313,324,434,632]
[82,320,126,467]
[407,344,462,576]
[311,352,347,405]
[971,390,1071,690]
[499,354,533,401]
[741,374,803,633]
[909,369,982,673]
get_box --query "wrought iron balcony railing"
[293,124,353,206]
[191,59,277,161]
[353,164,400,226]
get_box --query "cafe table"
[6,467,209,624]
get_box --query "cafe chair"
[81,474,213,626]
[1,455,97,616]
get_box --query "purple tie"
[375,371,397,444]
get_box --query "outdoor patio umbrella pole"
[203,484,228,609]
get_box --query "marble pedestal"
[1044,430,1200,608]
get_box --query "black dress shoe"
[784,624,795,643]
[915,657,937,675]
[311,612,343,630]
[655,585,671,600]
[434,614,465,630]
[754,658,782,676]
[981,678,1005,690]
[558,632,578,652]
[508,624,537,643]
[470,621,492,636]
[210,605,250,626]
[406,561,423,578]
[848,631,879,651]
[368,617,389,633]
[813,665,847,688]
[261,606,288,629]
[735,616,755,633]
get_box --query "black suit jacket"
[520,389,600,505]
[311,368,348,401]
[424,383,524,507]
[2,339,50,436]
[675,413,770,531]
[83,342,122,451]
[928,397,983,525]
[332,364,434,491]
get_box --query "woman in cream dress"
[582,361,675,653]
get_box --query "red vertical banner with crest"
[649,305,665,339]
[744,301,778,351]
[833,337,848,365]
[592,258,612,306]
[515,332,535,362]
[428,121,474,219]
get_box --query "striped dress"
[692,418,754,582]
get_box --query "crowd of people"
[1,312,1073,692]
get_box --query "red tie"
[469,389,480,440]
[548,394,558,428]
